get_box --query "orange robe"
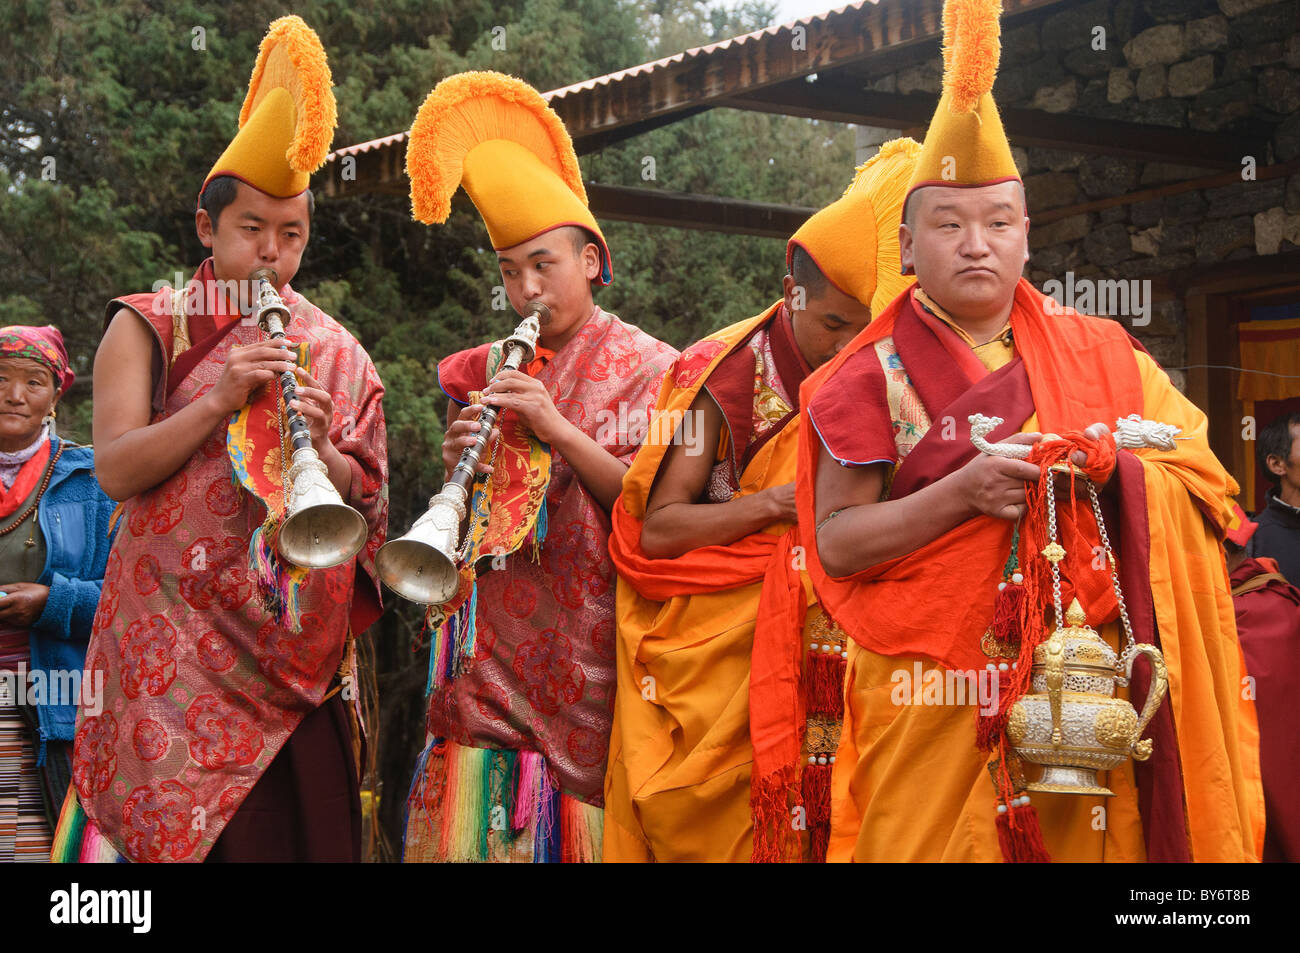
[605,304,833,862]
[798,280,1264,862]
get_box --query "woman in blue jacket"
[0,324,115,861]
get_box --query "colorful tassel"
[50,789,126,863]
[50,789,86,864]
[437,742,492,862]
[559,796,603,863]
[424,588,478,694]
[405,741,602,863]
[512,750,543,835]
[534,769,560,863]
[456,581,479,675]
[492,749,518,841]
[529,493,548,562]
[247,517,304,633]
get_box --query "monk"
[603,140,921,862]
[401,72,676,863]
[800,0,1262,862]
[1225,506,1299,861]
[55,17,388,863]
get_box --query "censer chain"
[1044,472,1138,680]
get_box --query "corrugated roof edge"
[326,1,870,161]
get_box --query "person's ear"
[196,208,215,249]
[582,243,601,282]
[782,273,797,314]
[1267,453,1287,478]
[899,223,915,275]
[1023,215,1031,265]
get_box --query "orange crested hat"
[406,71,612,285]
[201,16,337,202]
[905,0,1021,208]
[786,137,922,315]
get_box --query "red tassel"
[995,803,1051,863]
[991,582,1024,642]
[975,670,1006,751]
[802,762,832,825]
[809,824,830,863]
[751,763,799,863]
[807,651,846,717]
[803,762,833,864]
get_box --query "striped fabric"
[51,788,125,863]
[0,630,53,862]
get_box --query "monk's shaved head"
[789,245,829,299]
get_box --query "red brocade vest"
[73,267,388,862]
[431,308,677,804]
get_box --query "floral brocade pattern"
[424,310,677,805]
[706,325,795,504]
[72,282,388,862]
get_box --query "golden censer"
[972,414,1174,796]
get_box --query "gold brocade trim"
[804,714,841,756]
[169,288,192,367]
[805,605,845,648]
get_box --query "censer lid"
[1033,598,1117,673]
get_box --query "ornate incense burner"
[1005,599,1168,795]
[971,413,1175,796]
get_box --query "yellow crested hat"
[905,0,1020,207]
[786,137,922,315]
[201,16,337,201]
[407,71,612,285]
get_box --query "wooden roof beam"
[548,0,1071,141]
[585,183,812,238]
[721,78,1268,170]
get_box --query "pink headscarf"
[0,324,75,392]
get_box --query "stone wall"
[855,0,1300,392]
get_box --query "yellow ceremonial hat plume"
[787,137,923,315]
[201,16,337,201]
[905,0,1021,209]
[406,71,612,285]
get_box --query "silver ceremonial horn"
[251,268,368,569]
[376,302,546,604]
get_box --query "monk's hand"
[288,365,337,456]
[207,341,299,416]
[480,370,569,445]
[960,432,1043,521]
[1066,421,1115,491]
[0,583,50,627]
[442,402,500,478]
[762,482,798,526]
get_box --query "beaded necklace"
[0,443,63,548]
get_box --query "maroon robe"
[1231,556,1300,861]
